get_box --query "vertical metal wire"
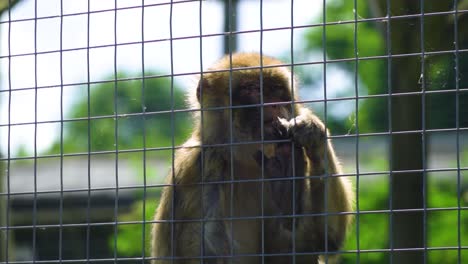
[352,0,361,263]
[58,0,65,262]
[289,1,297,263]
[258,1,265,263]
[386,0,394,263]
[453,1,461,263]
[32,0,39,262]
[85,0,92,263]
[227,0,235,262]
[4,2,465,263]
[198,0,205,262]
[5,0,13,262]
[321,1,330,263]
[323,1,333,262]
[140,1,148,262]
[112,0,120,261]
[169,1,176,263]
[419,1,427,263]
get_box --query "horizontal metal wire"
[1,126,467,162]
[2,47,468,94]
[0,0,200,25]
[2,1,466,263]
[0,245,467,264]
[3,8,468,60]
[1,165,467,197]
[2,205,467,232]
[2,86,468,129]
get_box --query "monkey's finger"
[275,117,291,138]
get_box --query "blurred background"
[0,0,467,263]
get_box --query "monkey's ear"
[196,78,210,103]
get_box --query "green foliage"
[425,54,468,130]
[303,0,468,134]
[304,0,388,135]
[109,193,159,257]
[306,0,384,61]
[48,72,192,155]
[340,177,468,263]
[303,1,468,262]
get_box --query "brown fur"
[151,53,354,264]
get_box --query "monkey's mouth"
[247,117,286,140]
[263,119,283,140]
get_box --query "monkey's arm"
[151,177,176,264]
[279,108,354,255]
[198,148,232,259]
[151,144,233,264]
[151,146,203,264]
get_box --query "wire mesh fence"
[0,0,467,263]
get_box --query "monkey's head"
[190,53,300,164]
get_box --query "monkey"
[151,52,354,264]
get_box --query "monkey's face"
[231,78,293,142]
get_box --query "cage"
[0,0,467,263]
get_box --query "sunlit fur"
[151,53,354,264]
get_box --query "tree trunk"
[390,59,424,263]
[368,1,440,262]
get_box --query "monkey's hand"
[277,114,326,146]
[277,112,352,257]
[276,114,327,175]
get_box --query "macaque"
[151,53,354,264]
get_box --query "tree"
[48,72,191,155]
[304,0,468,263]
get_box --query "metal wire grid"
[0,0,466,263]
